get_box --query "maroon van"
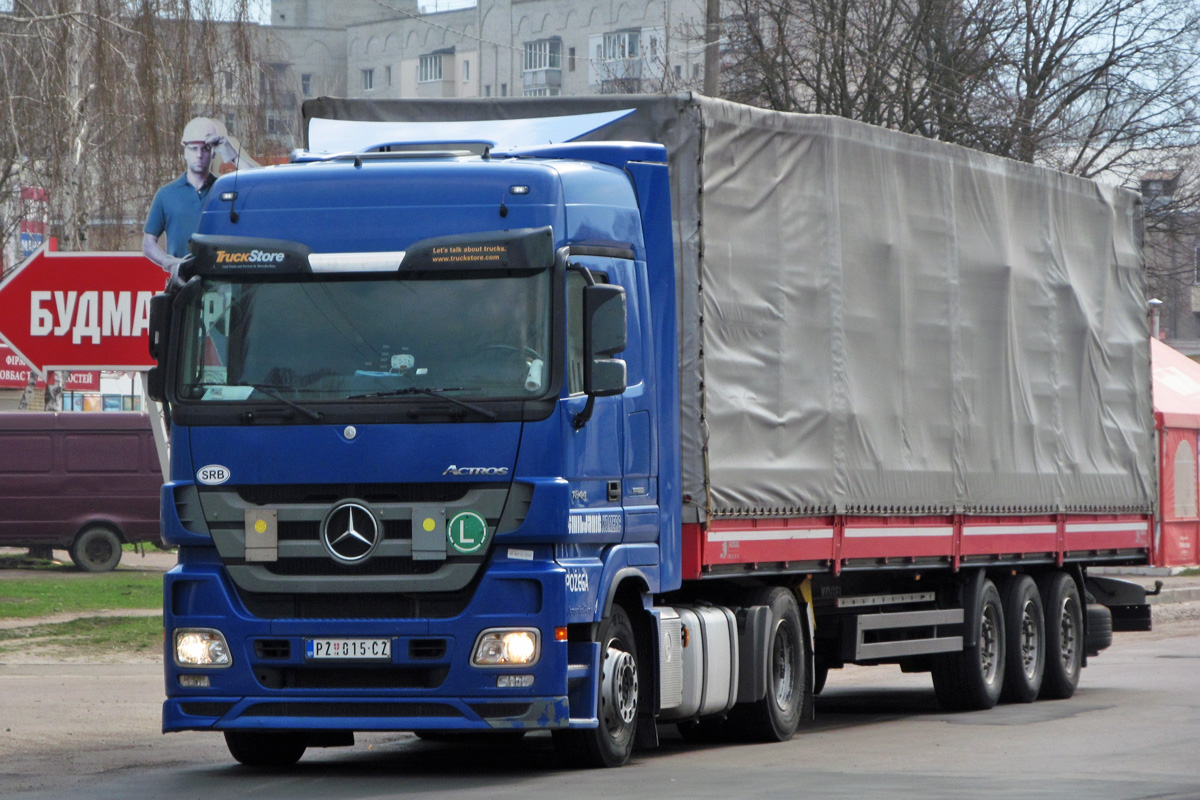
[0,412,163,571]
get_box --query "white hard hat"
[181,117,219,145]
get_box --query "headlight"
[471,628,540,667]
[174,628,232,668]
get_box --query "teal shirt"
[144,173,216,258]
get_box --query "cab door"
[561,257,630,544]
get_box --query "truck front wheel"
[224,731,307,767]
[553,604,640,768]
[69,526,122,572]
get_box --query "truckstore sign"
[0,244,165,374]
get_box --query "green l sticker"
[447,510,489,554]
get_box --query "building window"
[523,88,561,97]
[485,84,491,97]
[224,71,234,91]
[386,65,392,87]
[463,59,470,82]
[524,38,561,72]
[362,68,374,90]
[501,83,507,97]
[224,113,237,136]
[569,47,576,71]
[301,73,312,97]
[674,64,682,80]
[419,54,443,83]
[602,30,639,61]
[1194,245,1200,285]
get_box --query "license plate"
[305,638,391,660]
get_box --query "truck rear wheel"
[1000,575,1045,703]
[1039,572,1083,700]
[932,577,1006,711]
[727,587,806,742]
[552,604,640,768]
[69,526,122,572]
[224,731,307,767]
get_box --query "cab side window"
[566,271,587,395]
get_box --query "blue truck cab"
[152,141,681,767]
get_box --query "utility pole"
[703,0,720,96]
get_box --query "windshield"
[176,269,551,403]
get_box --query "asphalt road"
[3,611,1198,800]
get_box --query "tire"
[726,587,806,742]
[69,526,123,573]
[1039,572,1083,700]
[812,659,830,697]
[1000,575,1045,704]
[552,604,640,768]
[932,577,1006,711]
[1085,603,1113,656]
[224,731,307,767]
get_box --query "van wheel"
[70,526,123,572]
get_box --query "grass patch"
[0,616,162,658]
[0,573,161,619]
[1177,567,1200,577]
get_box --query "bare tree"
[722,0,1009,136]
[721,0,1200,175]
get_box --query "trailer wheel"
[553,603,640,768]
[224,731,307,767]
[932,578,1005,711]
[1039,572,1083,700]
[69,526,123,573]
[727,587,806,742]
[1000,575,1045,703]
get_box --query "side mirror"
[148,293,170,362]
[145,367,165,402]
[582,283,627,397]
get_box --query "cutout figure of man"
[142,117,258,271]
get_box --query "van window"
[1,435,52,472]
[65,434,141,473]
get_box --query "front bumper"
[162,552,576,734]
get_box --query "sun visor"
[305,109,635,154]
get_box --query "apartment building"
[264,0,708,146]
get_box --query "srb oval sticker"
[197,465,230,485]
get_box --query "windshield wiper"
[347,386,497,421]
[247,384,323,421]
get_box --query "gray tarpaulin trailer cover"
[302,94,1155,524]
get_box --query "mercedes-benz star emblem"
[321,501,380,564]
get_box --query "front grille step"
[242,702,462,718]
[254,666,448,690]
